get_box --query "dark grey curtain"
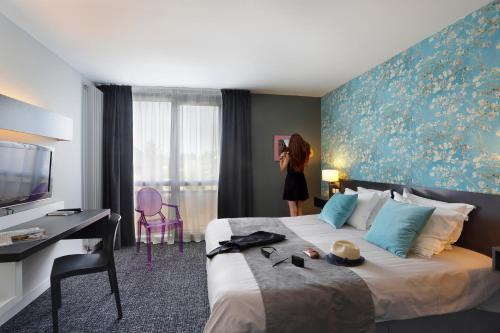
[217,89,253,218]
[99,85,135,248]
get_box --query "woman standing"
[279,133,311,216]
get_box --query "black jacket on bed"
[206,231,286,259]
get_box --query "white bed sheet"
[204,215,500,333]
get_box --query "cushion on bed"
[357,186,391,225]
[365,199,435,258]
[402,188,475,218]
[357,186,392,197]
[402,188,475,249]
[394,192,469,257]
[344,188,379,230]
[319,193,358,229]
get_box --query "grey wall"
[0,13,85,208]
[251,94,321,217]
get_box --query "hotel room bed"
[204,180,500,333]
[204,215,500,333]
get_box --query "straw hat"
[326,240,365,267]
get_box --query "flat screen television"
[0,141,53,209]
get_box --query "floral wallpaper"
[321,1,499,194]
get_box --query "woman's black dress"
[283,164,309,201]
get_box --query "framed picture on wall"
[273,135,290,161]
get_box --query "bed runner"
[229,217,375,333]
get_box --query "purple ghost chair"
[135,187,183,267]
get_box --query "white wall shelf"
[0,94,73,141]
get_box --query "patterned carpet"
[0,242,210,333]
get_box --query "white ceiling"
[0,0,491,97]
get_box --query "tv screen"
[0,142,53,209]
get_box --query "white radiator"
[82,84,104,252]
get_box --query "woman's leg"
[288,201,298,217]
[297,201,303,216]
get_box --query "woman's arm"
[279,152,289,172]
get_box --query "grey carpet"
[0,242,210,333]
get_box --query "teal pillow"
[365,200,435,258]
[319,193,358,229]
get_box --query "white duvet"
[204,215,500,333]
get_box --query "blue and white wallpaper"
[321,1,499,194]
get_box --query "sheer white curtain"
[132,87,222,242]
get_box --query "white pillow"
[357,186,392,197]
[403,188,475,248]
[402,188,475,219]
[344,188,380,230]
[414,206,468,257]
[392,191,407,203]
[357,187,391,226]
[421,210,468,254]
[399,189,474,257]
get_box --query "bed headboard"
[340,179,500,257]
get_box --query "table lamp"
[322,169,339,197]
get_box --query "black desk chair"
[50,213,123,333]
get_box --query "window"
[133,88,222,242]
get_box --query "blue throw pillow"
[319,193,358,229]
[365,199,435,258]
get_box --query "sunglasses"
[261,246,278,258]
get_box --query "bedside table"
[493,247,500,272]
[314,196,330,209]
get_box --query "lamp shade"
[322,169,339,182]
